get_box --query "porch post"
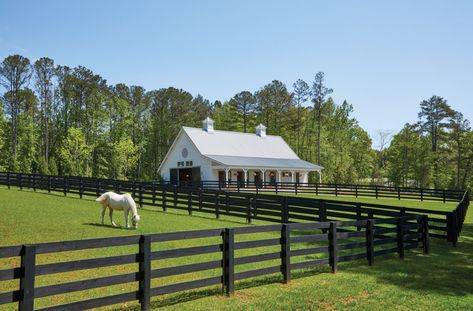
[291,170,295,185]
[277,170,282,185]
[318,170,322,184]
[243,169,248,188]
[303,171,309,184]
[261,169,266,188]
[225,168,230,187]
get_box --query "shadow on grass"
[112,266,332,310]
[82,222,128,230]
[343,223,473,297]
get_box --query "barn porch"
[204,154,323,187]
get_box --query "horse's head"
[132,214,140,229]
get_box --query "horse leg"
[101,205,106,225]
[110,208,118,227]
[124,210,130,229]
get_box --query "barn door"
[170,168,178,185]
[192,167,201,186]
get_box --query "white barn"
[158,117,323,186]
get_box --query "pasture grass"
[255,190,457,211]
[0,186,471,310]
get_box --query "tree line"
[0,54,471,190]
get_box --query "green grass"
[0,186,472,310]
[265,191,458,212]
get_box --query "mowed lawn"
[0,186,472,310]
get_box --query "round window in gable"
[182,148,188,158]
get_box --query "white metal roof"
[183,127,299,159]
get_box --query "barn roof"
[181,127,323,171]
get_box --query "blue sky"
[1,0,472,147]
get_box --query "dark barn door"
[191,167,201,186]
[170,169,178,185]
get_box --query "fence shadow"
[344,223,473,297]
[112,267,332,311]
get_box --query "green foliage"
[59,127,92,176]
[1,54,473,191]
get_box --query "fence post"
[6,172,10,189]
[320,201,327,222]
[396,218,404,259]
[198,189,203,210]
[443,189,446,203]
[63,176,67,196]
[422,215,429,254]
[447,211,458,247]
[281,196,289,223]
[173,185,177,208]
[162,188,167,212]
[139,235,151,311]
[79,176,83,199]
[216,193,220,219]
[19,245,36,311]
[366,220,374,266]
[315,182,318,196]
[356,203,362,231]
[32,174,36,192]
[225,192,230,213]
[281,224,291,283]
[329,222,337,273]
[246,197,252,224]
[335,184,338,197]
[187,191,193,215]
[223,228,235,296]
[397,187,401,200]
[375,186,378,199]
[19,173,23,190]
[138,184,143,208]
[47,176,51,193]
[294,182,298,195]
[152,185,156,205]
[420,188,424,201]
[355,184,358,198]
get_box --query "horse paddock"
[0,186,472,310]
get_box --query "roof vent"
[202,117,214,133]
[256,124,266,137]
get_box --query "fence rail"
[0,172,468,246]
[0,215,428,311]
[186,180,464,203]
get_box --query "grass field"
[0,186,472,310]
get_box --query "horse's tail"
[96,193,108,205]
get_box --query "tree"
[34,57,55,166]
[417,95,454,187]
[229,91,256,133]
[292,79,310,154]
[0,55,32,160]
[449,111,471,189]
[59,128,92,176]
[255,80,292,135]
[110,138,139,179]
[310,72,332,165]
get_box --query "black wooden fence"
[0,215,428,310]
[0,172,468,245]
[191,180,464,203]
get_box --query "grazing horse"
[96,192,140,229]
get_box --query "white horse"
[96,192,141,229]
